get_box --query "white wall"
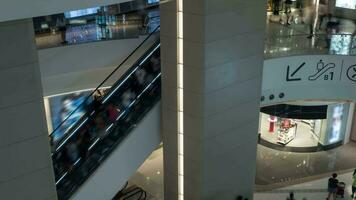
[0,19,57,200]
[71,102,161,200]
[39,36,145,96]
[0,0,129,22]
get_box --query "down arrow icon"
[286,62,305,82]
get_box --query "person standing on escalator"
[107,103,119,123]
[90,89,103,114]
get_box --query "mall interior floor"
[127,142,356,199]
[255,170,355,200]
[256,142,356,186]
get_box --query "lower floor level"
[127,142,356,199]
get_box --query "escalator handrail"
[49,25,160,141]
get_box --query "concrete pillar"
[350,106,356,142]
[161,0,267,199]
[160,0,179,199]
[0,19,57,200]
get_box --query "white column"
[161,0,267,199]
[349,105,356,142]
[0,19,57,200]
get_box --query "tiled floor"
[265,19,356,58]
[256,142,356,186]
[129,141,356,200]
[255,170,356,200]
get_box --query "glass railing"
[50,26,160,149]
[36,10,160,49]
[265,33,356,59]
[52,32,161,199]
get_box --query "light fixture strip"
[177,0,184,199]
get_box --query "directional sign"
[308,60,336,81]
[286,62,305,82]
[347,64,356,82]
[262,55,356,105]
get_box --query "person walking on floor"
[287,192,296,200]
[352,169,356,199]
[273,0,281,15]
[236,195,243,200]
[327,173,339,200]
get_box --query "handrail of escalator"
[50,25,160,149]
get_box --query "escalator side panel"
[71,103,161,200]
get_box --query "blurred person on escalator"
[150,55,160,73]
[78,129,91,160]
[90,89,104,114]
[121,89,136,108]
[135,68,147,86]
[107,103,119,123]
[66,141,79,164]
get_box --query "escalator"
[49,26,161,200]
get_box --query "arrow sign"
[286,62,305,82]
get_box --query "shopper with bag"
[327,173,339,200]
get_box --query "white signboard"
[336,0,356,9]
[262,55,356,105]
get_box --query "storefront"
[259,103,351,152]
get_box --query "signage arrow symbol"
[286,62,305,82]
